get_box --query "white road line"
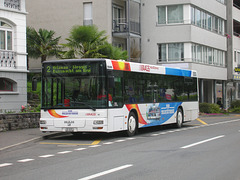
[161,131,170,134]
[115,140,126,143]
[89,145,101,148]
[151,133,160,136]
[103,142,114,145]
[57,151,72,154]
[0,137,40,151]
[78,164,133,180]
[39,154,55,158]
[126,138,136,140]
[75,148,87,151]
[208,119,240,126]
[0,163,13,168]
[17,159,34,163]
[181,135,225,149]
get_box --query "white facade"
[0,0,28,113]
[141,0,228,106]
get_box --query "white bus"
[40,59,199,136]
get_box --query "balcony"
[113,18,140,38]
[0,50,16,69]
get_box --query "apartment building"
[141,0,229,107]
[228,0,240,103]
[0,0,27,112]
[26,0,141,72]
[26,0,239,108]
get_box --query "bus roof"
[43,59,197,78]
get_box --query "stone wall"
[0,113,40,132]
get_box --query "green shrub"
[229,107,240,113]
[199,103,221,113]
[230,100,240,109]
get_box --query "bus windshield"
[41,61,109,110]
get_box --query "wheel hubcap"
[178,112,182,125]
[128,116,136,133]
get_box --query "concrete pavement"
[0,128,59,151]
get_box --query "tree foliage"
[27,27,61,63]
[62,25,128,60]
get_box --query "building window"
[192,43,225,67]
[237,51,240,65]
[113,5,125,32]
[216,0,226,5]
[158,5,183,24]
[0,78,13,91]
[191,6,225,35]
[158,43,184,62]
[4,0,21,10]
[83,2,92,26]
[0,21,13,51]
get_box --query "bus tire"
[126,112,138,136]
[176,108,183,128]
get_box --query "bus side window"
[109,71,123,107]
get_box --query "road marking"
[78,164,133,180]
[151,133,160,136]
[91,140,101,145]
[0,137,40,151]
[0,163,13,168]
[89,145,101,148]
[115,139,126,143]
[39,154,55,158]
[196,118,208,125]
[181,135,225,149]
[57,151,72,154]
[126,138,136,140]
[103,142,114,145]
[39,139,101,146]
[75,148,87,151]
[17,159,34,163]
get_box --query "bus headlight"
[93,120,103,125]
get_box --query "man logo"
[64,121,74,126]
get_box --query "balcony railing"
[0,51,16,68]
[113,18,140,35]
[4,0,21,10]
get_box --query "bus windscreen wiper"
[73,101,96,111]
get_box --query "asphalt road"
[1,115,240,180]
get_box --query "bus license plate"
[64,128,74,132]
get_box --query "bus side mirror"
[32,78,37,91]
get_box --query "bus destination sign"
[45,64,91,75]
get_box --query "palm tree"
[61,25,107,59]
[27,27,61,63]
[62,25,128,60]
[99,43,128,60]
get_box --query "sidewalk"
[0,128,59,151]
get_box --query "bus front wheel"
[176,108,183,128]
[126,112,137,136]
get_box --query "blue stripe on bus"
[165,68,192,77]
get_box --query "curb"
[0,132,66,152]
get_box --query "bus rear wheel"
[126,112,137,136]
[176,108,183,128]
